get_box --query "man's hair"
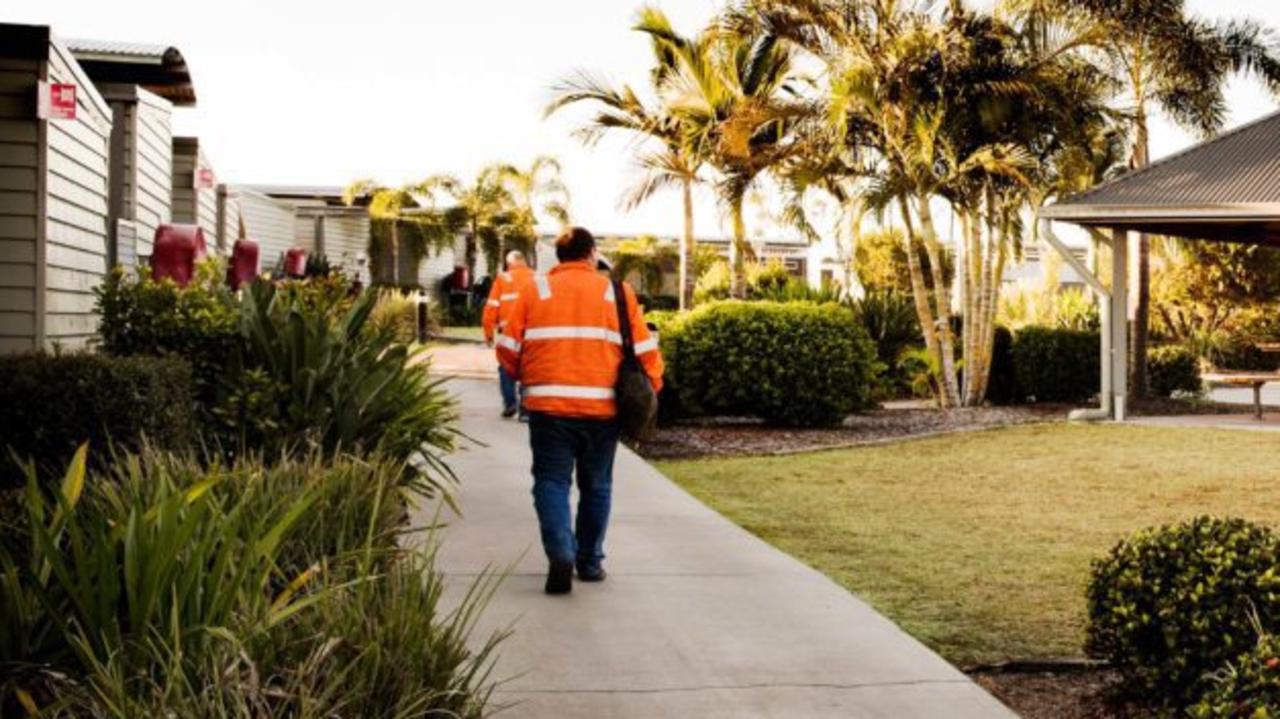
[505,250,526,268]
[555,227,596,263]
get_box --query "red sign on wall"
[194,167,216,189]
[36,81,77,121]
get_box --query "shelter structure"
[1041,109,1280,420]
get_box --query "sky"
[15,0,1280,240]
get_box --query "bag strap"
[613,280,636,361]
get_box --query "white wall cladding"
[171,136,217,241]
[230,187,297,269]
[41,39,112,350]
[128,88,171,257]
[0,52,40,353]
[322,213,368,275]
[420,246,456,300]
[104,85,172,263]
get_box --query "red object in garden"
[150,224,208,287]
[284,247,308,277]
[227,239,260,290]
[449,265,470,291]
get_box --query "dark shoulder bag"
[613,280,658,441]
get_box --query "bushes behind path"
[94,266,458,495]
[1007,326,1101,404]
[658,301,880,427]
[0,353,196,486]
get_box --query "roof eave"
[1042,203,1280,224]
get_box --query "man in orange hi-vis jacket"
[497,227,663,595]
[483,250,536,418]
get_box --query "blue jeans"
[499,365,519,411]
[528,413,620,571]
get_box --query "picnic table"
[1202,372,1279,420]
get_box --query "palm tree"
[738,0,1109,407]
[1006,0,1280,397]
[608,235,679,297]
[343,180,412,286]
[547,7,707,310]
[494,155,572,256]
[414,167,531,278]
[657,15,811,298]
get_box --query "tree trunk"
[730,196,747,300]
[390,221,400,287]
[963,210,984,406]
[681,177,695,310]
[898,196,946,407]
[846,200,865,291]
[1131,114,1151,399]
[465,219,478,281]
[916,195,962,408]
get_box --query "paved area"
[420,369,1016,717]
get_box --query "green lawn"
[656,424,1280,668]
[437,326,485,342]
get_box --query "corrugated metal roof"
[1052,110,1280,209]
[65,38,174,61]
[66,37,196,106]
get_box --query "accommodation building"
[171,136,218,242]
[66,38,195,268]
[0,24,114,352]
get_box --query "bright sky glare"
[15,1,1280,240]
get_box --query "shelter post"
[1109,230,1129,421]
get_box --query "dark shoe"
[577,565,607,582]
[518,410,530,424]
[501,405,517,418]
[545,561,573,595]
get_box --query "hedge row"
[658,301,880,427]
[0,353,197,485]
[992,329,1201,405]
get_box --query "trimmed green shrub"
[638,294,680,312]
[660,301,880,427]
[1149,345,1202,398]
[95,262,238,410]
[1086,516,1280,704]
[983,326,1018,405]
[1190,634,1280,718]
[1011,326,1100,403]
[0,353,196,485]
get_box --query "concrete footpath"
[424,377,1017,718]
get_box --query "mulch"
[635,396,1273,461]
[634,403,1069,460]
[970,666,1151,719]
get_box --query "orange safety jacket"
[497,260,664,420]
[482,265,535,344]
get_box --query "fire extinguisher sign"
[36,81,77,121]
[194,167,216,189]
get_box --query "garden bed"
[970,666,1135,719]
[637,402,1067,460]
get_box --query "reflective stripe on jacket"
[482,266,535,342]
[497,260,664,420]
